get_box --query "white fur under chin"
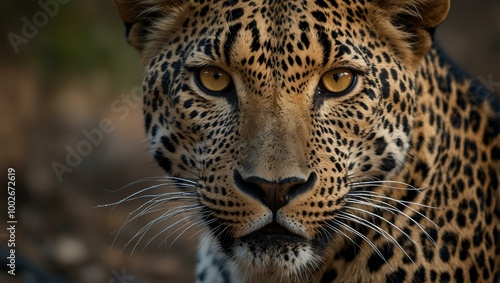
[196,232,322,283]
[232,241,319,282]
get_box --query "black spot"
[440,272,451,282]
[415,133,424,151]
[442,231,458,247]
[469,265,479,282]
[361,164,372,172]
[161,136,176,153]
[335,236,361,262]
[154,149,172,172]
[430,270,437,282]
[412,267,426,283]
[379,69,390,99]
[473,223,483,246]
[320,269,338,283]
[144,112,152,131]
[439,246,450,262]
[312,11,327,22]
[147,71,158,90]
[459,239,470,261]
[492,146,500,161]
[183,99,193,108]
[450,108,462,129]
[374,137,388,155]
[151,125,158,138]
[415,160,430,180]
[338,44,351,56]
[315,0,330,8]
[469,110,481,133]
[482,266,490,281]
[456,211,466,227]
[489,166,498,193]
[468,199,478,223]
[225,8,244,22]
[390,68,398,81]
[445,210,454,221]
[483,117,500,145]
[454,268,465,283]
[368,242,394,272]
[380,155,396,172]
[199,5,209,17]
[190,110,199,119]
[386,268,406,283]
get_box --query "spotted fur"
[113,0,500,282]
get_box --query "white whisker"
[100,176,197,194]
[124,205,202,256]
[347,195,438,245]
[351,183,423,192]
[98,185,196,210]
[339,208,416,264]
[348,192,439,228]
[349,191,437,210]
[331,219,389,268]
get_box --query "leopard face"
[114,0,499,282]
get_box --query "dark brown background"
[0,1,499,283]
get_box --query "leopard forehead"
[144,0,400,91]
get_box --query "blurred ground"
[0,1,499,283]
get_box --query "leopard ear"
[113,0,182,58]
[371,0,450,66]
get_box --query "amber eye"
[196,66,233,94]
[320,68,356,96]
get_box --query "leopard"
[112,0,500,282]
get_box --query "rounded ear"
[113,0,181,56]
[371,0,450,67]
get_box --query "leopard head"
[114,0,449,278]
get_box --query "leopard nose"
[234,170,317,213]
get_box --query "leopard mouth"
[240,222,306,245]
[228,221,326,278]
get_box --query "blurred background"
[0,1,499,283]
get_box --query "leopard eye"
[196,66,233,94]
[320,68,356,97]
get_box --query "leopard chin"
[214,223,325,282]
[231,238,320,281]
